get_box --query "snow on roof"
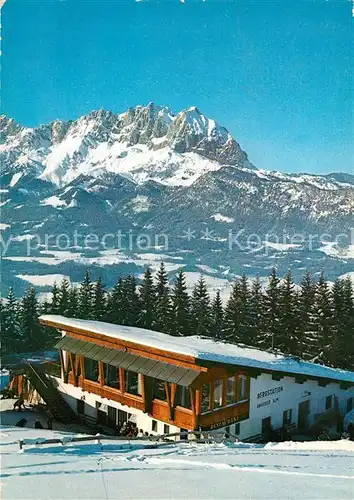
[40,315,354,384]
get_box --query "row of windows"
[325,395,353,413]
[201,375,249,413]
[84,358,142,395]
[82,358,250,412]
[83,358,193,408]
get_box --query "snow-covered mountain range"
[1,104,353,295]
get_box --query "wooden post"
[171,383,177,408]
[195,389,201,416]
[119,368,125,394]
[143,376,153,414]
[165,382,173,420]
[98,362,104,387]
[209,381,214,410]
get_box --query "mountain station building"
[37,315,354,440]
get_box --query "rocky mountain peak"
[1,104,251,187]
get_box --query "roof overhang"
[55,335,201,387]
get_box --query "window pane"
[201,384,211,413]
[125,371,141,396]
[153,379,166,400]
[104,363,120,389]
[213,380,223,409]
[325,395,332,410]
[238,375,247,400]
[175,385,191,409]
[226,377,236,404]
[84,358,99,382]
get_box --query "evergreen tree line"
[1,266,353,371]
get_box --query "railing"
[18,430,238,450]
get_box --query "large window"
[226,376,237,405]
[175,385,191,409]
[325,395,333,410]
[84,358,99,382]
[153,379,167,400]
[238,375,248,401]
[201,383,211,413]
[125,371,142,396]
[103,363,120,389]
[213,380,223,409]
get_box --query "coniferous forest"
[1,265,353,372]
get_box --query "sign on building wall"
[256,386,284,409]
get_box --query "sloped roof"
[40,315,354,384]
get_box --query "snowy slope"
[1,426,353,500]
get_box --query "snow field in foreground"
[1,426,353,500]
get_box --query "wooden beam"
[68,353,75,376]
[189,387,196,416]
[171,383,177,408]
[143,376,154,414]
[165,382,174,421]
[80,356,85,380]
[195,389,201,417]
[119,368,125,394]
[98,361,104,387]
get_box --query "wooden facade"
[41,317,251,432]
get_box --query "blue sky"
[2,0,353,174]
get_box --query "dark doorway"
[117,409,128,426]
[298,400,310,431]
[107,406,117,428]
[77,399,85,415]
[261,416,271,435]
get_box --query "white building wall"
[51,372,353,442]
[52,377,180,437]
[237,373,353,440]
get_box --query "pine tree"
[18,287,42,351]
[223,276,251,344]
[238,274,252,344]
[58,278,71,316]
[223,280,243,343]
[154,263,172,333]
[50,282,60,314]
[210,289,224,340]
[122,274,140,326]
[330,277,354,369]
[278,270,299,354]
[78,269,94,319]
[248,276,264,347]
[93,276,106,320]
[170,270,191,336]
[307,273,334,364]
[298,271,316,358]
[67,286,79,318]
[105,277,124,324]
[262,268,281,350]
[341,277,354,370]
[1,288,20,354]
[139,267,156,329]
[190,275,211,336]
